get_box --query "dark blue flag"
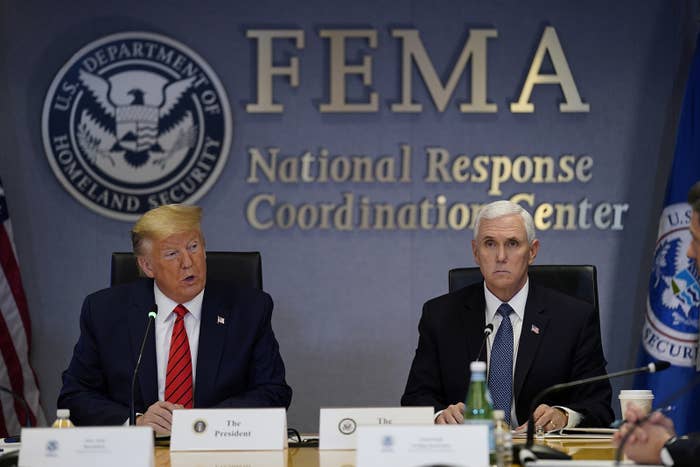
[635,34,700,434]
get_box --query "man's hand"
[521,404,568,432]
[613,405,675,465]
[135,401,184,435]
[436,403,465,424]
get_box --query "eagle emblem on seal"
[77,70,197,168]
[650,236,700,331]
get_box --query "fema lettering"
[247,26,588,114]
[42,32,231,221]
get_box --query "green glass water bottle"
[463,361,495,464]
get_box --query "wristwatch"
[659,436,677,466]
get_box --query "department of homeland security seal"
[42,31,231,221]
[642,203,700,367]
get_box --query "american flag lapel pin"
[531,324,540,335]
[217,315,225,325]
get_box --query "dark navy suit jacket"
[668,433,700,467]
[401,281,613,427]
[58,278,292,426]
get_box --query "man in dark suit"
[58,204,291,434]
[614,181,700,466]
[401,200,613,430]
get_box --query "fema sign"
[42,31,231,221]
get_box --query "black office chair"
[110,251,263,290]
[448,265,598,313]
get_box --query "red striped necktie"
[164,304,193,408]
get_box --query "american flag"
[0,178,45,435]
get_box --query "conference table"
[154,437,619,466]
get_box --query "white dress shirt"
[153,283,204,401]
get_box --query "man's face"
[687,211,700,271]
[137,229,207,304]
[472,214,539,301]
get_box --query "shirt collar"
[484,278,528,324]
[153,283,205,324]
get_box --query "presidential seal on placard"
[42,31,231,221]
[642,203,700,367]
[193,419,207,434]
[338,418,357,435]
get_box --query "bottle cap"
[493,409,505,420]
[470,361,487,372]
[56,408,70,418]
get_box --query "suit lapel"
[127,280,158,408]
[513,284,550,400]
[194,284,230,407]
[463,284,487,363]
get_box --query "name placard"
[170,408,286,451]
[18,427,153,467]
[356,425,489,467]
[319,407,433,450]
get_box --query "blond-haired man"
[59,205,291,435]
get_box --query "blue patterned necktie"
[488,303,514,424]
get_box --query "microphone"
[130,305,158,426]
[0,386,32,430]
[515,360,670,465]
[476,323,494,362]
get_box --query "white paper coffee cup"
[619,389,654,416]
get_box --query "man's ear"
[528,239,540,264]
[471,239,480,266]
[137,255,155,278]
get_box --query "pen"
[609,404,676,428]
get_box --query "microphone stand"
[477,324,494,362]
[130,306,158,426]
[514,361,669,464]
